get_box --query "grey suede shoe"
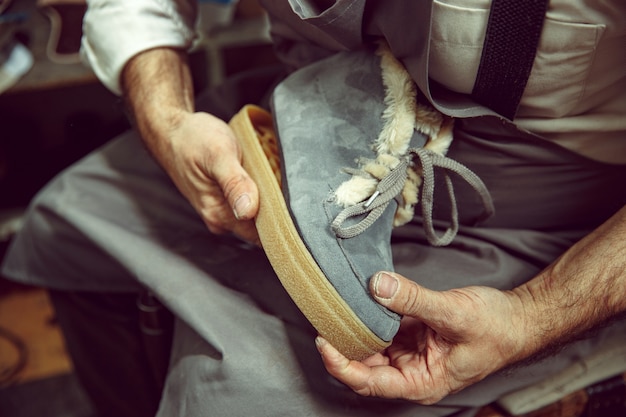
[230,46,493,360]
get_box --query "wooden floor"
[0,278,93,417]
[0,282,73,386]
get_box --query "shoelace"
[331,148,495,246]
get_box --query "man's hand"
[121,47,259,244]
[316,272,526,404]
[318,206,626,404]
[148,108,258,243]
[160,110,260,243]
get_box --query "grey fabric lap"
[4,0,624,413]
[2,63,626,416]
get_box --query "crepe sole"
[230,104,391,361]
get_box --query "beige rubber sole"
[229,104,391,361]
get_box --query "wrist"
[503,207,626,365]
[505,284,554,363]
[123,49,193,120]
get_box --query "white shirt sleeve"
[81,0,198,95]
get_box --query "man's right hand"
[121,48,260,244]
[160,109,260,244]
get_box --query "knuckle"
[221,173,249,201]
[199,205,232,235]
[400,281,424,315]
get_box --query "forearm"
[511,205,626,361]
[121,47,194,165]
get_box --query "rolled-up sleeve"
[81,0,198,95]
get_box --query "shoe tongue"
[409,129,428,149]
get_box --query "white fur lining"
[334,42,455,227]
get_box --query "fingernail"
[315,336,327,352]
[373,272,398,299]
[233,194,251,220]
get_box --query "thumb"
[370,272,444,322]
[212,151,260,221]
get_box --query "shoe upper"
[271,48,416,342]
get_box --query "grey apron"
[3,1,625,416]
[3,66,625,417]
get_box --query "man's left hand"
[316,271,527,404]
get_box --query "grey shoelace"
[331,148,495,246]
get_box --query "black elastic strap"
[471,0,550,119]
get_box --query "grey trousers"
[3,67,626,416]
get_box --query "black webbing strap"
[471,0,550,119]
